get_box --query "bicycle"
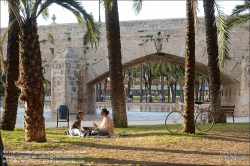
[165,101,215,132]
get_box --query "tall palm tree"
[182,0,197,134]
[1,1,50,131]
[7,0,101,142]
[1,2,20,131]
[104,0,127,127]
[203,0,226,122]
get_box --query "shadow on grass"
[61,140,220,156]
[7,154,200,166]
[66,157,200,166]
[122,131,249,143]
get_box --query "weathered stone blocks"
[51,47,86,112]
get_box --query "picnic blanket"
[85,134,116,138]
[66,134,116,138]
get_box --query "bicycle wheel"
[165,111,183,132]
[195,111,214,132]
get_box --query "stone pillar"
[51,47,86,113]
[86,84,96,113]
[221,52,250,114]
[239,52,250,114]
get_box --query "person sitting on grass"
[84,108,114,137]
[66,111,87,136]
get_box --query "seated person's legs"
[69,128,87,136]
[98,128,109,135]
[88,128,109,136]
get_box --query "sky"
[0,1,243,28]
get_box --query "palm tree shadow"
[122,131,249,143]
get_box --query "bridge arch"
[16,18,245,114]
[87,40,239,85]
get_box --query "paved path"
[12,101,249,128]
[15,116,249,128]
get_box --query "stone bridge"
[1,17,249,114]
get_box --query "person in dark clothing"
[67,111,87,136]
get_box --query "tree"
[133,0,196,132]
[182,0,197,134]
[194,73,202,102]
[1,2,20,131]
[203,0,226,122]
[7,0,101,142]
[0,1,50,131]
[104,0,127,127]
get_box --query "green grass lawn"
[2,123,250,165]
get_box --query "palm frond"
[61,0,101,47]
[38,0,101,47]
[20,0,30,19]
[18,4,28,21]
[227,14,250,28]
[0,19,16,74]
[40,6,50,21]
[32,0,43,19]
[7,0,23,25]
[36,0,54,17]
[215,2,231,68]
[132,0,143,15]
[231,1,250,16]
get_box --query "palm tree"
[194,73,202,102]
[203,0,226,122]
[7,0,101,142]
[123,68,132,98]
[151,60,185,102]
[182,0,197,134]
[1,1,50,131]
[1,2,20,131]
[104,0,127,127]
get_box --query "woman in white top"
[85,108,114,136]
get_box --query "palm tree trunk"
[195,81,199,101]
[167,84,170,102]
[96,84,99,101]
[160,75,164,94]
[180,84,184,102]
[199,77,205,102]
[127,69,131,98]
[104,0,127,127]
[148,70,152,102]
[17,18,46,142]
[104,78,107,101]
[99,82,102,101]
[170,82,174,102]
[182,0,196,134]
[1,5,20,131]
[203,0,226,123]
[174,81,177,102]
[140,65,143,102]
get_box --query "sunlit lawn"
[2,123,249,165]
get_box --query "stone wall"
[1,17,249,114]
[221,51,250,114]
[51,47,87,112]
